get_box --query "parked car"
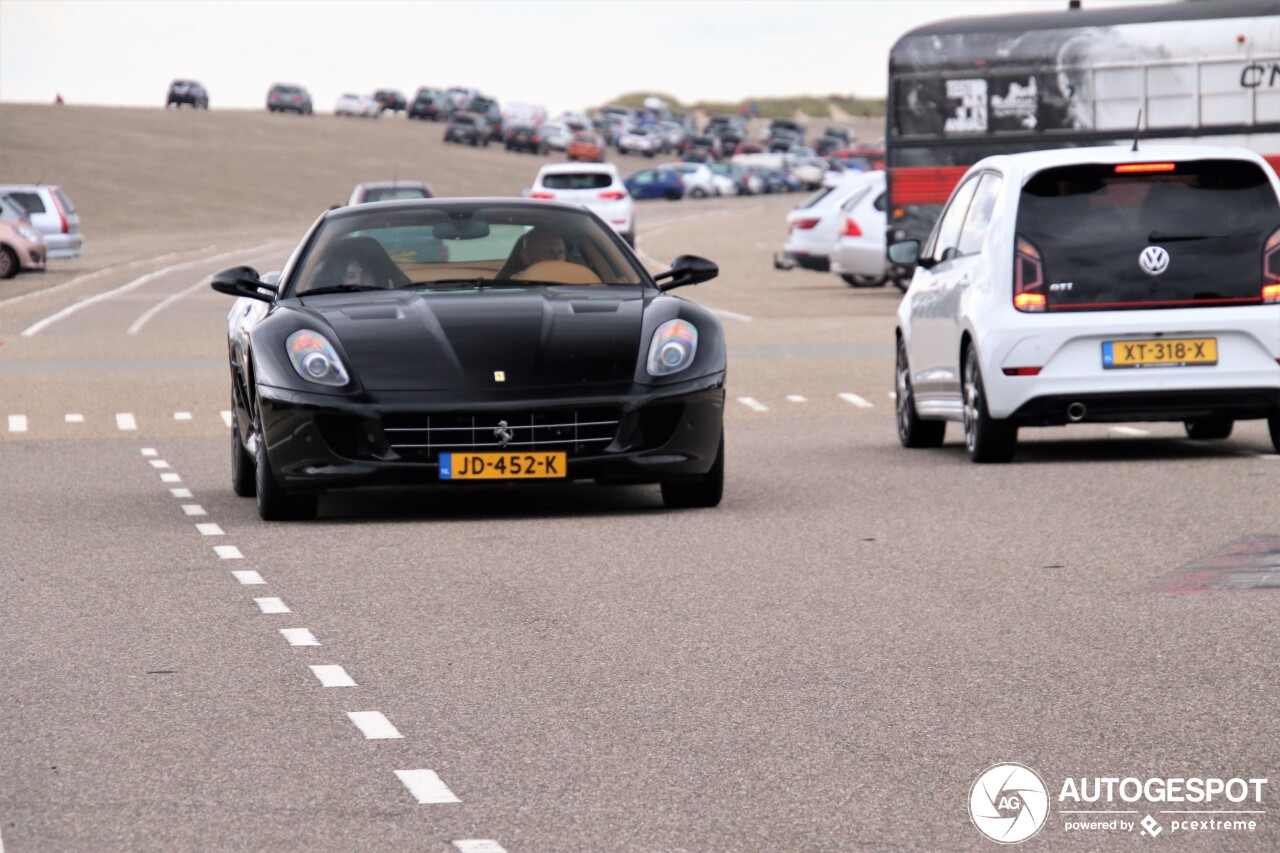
[528,163,634,245]
[465,96,503,140]
[660,163,721,199]
[504,124,547,154]
[166,79,208,109]
[373,89,407,113]
[0,217,46,279]
[829,148,887,171]
[624,167,684,201]
[891,145,1280,461]
[444,112,489,146]
[775,173,877,274]
[617,127,665,158]
[708,162,761,196]
[0,184,83,259]
[829,170,888,287]
[446,86,478,110]
[335,93,381,118]
[567,131,605,163]
[538,122,573,151]
[408,88,449,120]
[267,84,313,115]
[683,135,722,159]
[346,181,435,206]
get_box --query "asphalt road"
[1,106,1277,852]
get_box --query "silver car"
[0,184,83,259]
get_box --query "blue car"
[624,167,684,201]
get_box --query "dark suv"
[166,80,208,109]
[409,88,449,121]
[267,84,313,115]
[374,89,407,113]
[444,112,488,146]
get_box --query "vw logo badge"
[1139,246,1170,276]
[493,420,514,447]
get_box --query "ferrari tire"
[896,337,945,448]
[1184,418,1234,440]
[661,433,724,509]
[230,401,256,498]
[254,425,317,521]
[963,347,1017,463]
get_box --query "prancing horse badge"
[493,370,506,382]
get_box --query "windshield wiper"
[1147,231,1229,242]
[299,284,384,296]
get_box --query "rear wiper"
[1147,232,1229,242]
[299,284,384,296]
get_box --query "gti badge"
[493,420,514,447]
[493,370,506,382]
[1139,246,1170,276]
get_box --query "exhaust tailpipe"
[1067,402,1087,422]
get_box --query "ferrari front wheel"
[661,433,724,509]
[230,395,255,497]
[254,415,317,521]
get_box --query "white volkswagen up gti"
[892,145,1280,462]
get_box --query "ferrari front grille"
[381,408,621,460]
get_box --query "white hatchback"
[778,171,883,277]
[828,170,888,287]
[335,93,381,118]
[893,145,1280,462]
[529,163,635,247]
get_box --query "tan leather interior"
[512,259,602,285]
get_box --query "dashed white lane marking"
[453,842,507,853]
[280,628,321,647]
[170,488,193,498]
[888,391,897,401]
[255,596,290,614]
[116,412,137,431]
[214,545,243,559]
[195,522,224,536]
[181,504,207,516]
[7,415,27,433]
[220,410,233,428]
[1110,426,1152,437]
[786,395,807,403]
[149,460,171,469]
[737,396,769,412]
[309,664,356,687]
[232,570,265,585]
[141,448,158,457]
[65,413,84,423]
[839,392,874,409]
[160,472,182,483]
[347,711,403,740]
[395,769,461,804]
[1261,454,1280,461]
[174,411,193,421]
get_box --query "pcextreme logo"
[969,764,1270,843]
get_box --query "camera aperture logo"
[970,763,1050,844]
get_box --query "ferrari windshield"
[291,201,647,295]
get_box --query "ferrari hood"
[302,286,647,391]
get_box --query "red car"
[567,131,604,163]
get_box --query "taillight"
[794,218,820,230]
[599,190,626,200]
[1002,367,1042,376]
[841,218,862,237]
[294,95,302,104]
[1264,227,1280,303]
[531,134,539,143]
[529,191,555,200]
[1014,234,1045,312]
[49,191,68,234]
[1115,162,1176,174]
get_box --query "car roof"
[972,144,1272,183]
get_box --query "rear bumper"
[254,374,726,492]
[776,250,829,272]
[1008,388,1280,426]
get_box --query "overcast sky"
[1,0,1163,115]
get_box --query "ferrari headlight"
[286,329,350,386]
[647,319,698,377]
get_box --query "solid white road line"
[395,769,461,804]
[181,504,207,516]
[174,411,192,421]
[786,395,807,403]
[280,628,321,647]
[148,460,170,469]
[169,488,193,498]
[7,415,27,433]
[0,251,186,309]
[214,545,243,559]
[255,597,290,614]
[737,396,769,412]
[126,276,210,335]
[160,472,182,483]
[195,522,224,536]
[309,664,356,687]
[65,413,84,423]
[839,392,874,409]
[220,410,233,428]
[1110,426,1151,437]
[347,711,403,740]
[231,570,265,585]
[707,306,753,322]
[116,413,137,431]
[453,841,507,853]
[21,244,274,337]
[140,447,158,457]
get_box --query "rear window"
[364,187,430,202]
[1016,160,1280,311]
[7,192,45,214]
[542,173,612,191]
